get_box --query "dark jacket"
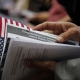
[58,0,80,26]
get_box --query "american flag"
[0,37,4,61]
[0,16,30,37]
[0,16,30,61]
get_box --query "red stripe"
[10,20,13,24]
[27,26,30,31]
[21,24,24,27]
[0,17,2,37]
[16,22,19,26]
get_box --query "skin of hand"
[29,12,48,23]
[24,22,80,80]
[24,60,56,80]
[33,22,80,42]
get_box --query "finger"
[33,22,77,32]
[33,22,63,31]
[29,17,38,22]
[28,71,54,80]
[24,60,56,71]
[53,30,61,35]
[56,28,79,42]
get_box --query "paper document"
[0,22,80,80]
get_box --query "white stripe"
[24,25,27,29]
[1,17,5,37]
[30,28,32,31]
[7,19,10,24]
[13,21,16,26]
[18,23,22,28]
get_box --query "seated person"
[29,0,71,25]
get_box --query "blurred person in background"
[14,0,29,14]
[0,0,29,16]
[57,0,80,26]
[29,0,71,25]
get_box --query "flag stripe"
[0,17,2,36]
[18,23,22,28]
[13,21,16,26]
[27,26,30,31]
[21,24,24,27]
[7,19,10,24]
[24,25,27,29]
[1,17,5,37]
[16,22,19,26]
[10,20,13,24]
[0,16,30,37]
[4,18,7,37]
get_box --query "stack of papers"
[0,17,80,80]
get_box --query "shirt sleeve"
[48,0,67,22]
[54,58,80,80]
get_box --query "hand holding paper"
[24,22,80,80]
[33,22,80,42]
[0,16,80,80]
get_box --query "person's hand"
[24,22,80,80]
[29,12,48,24]
[33,22,80,42]
[24,60,56,80]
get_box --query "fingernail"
[56,36,64,42]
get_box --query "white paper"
[1,38,80,80]
[1,23,80,80]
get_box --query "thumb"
[56,29,74,42]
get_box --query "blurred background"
[0,0,71,28]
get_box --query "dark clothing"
[58,0,80,26]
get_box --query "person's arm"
[24,22,80,80]
[33,22,80,42]
[29,12,49,25]
[56,15,71,22]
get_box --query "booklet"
[0,17,80,80]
